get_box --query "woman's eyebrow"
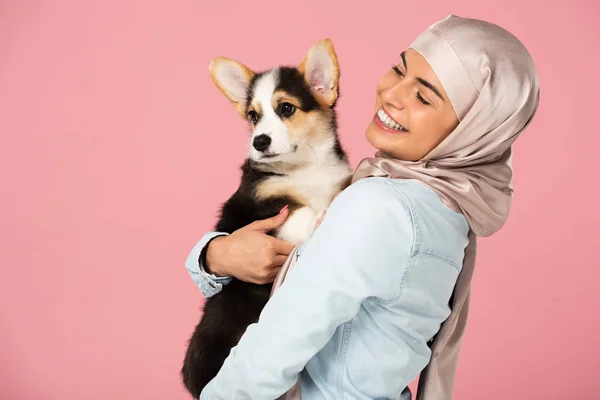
[400,51,445,102]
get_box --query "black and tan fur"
[181,39,352,398]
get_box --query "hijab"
[354,14,540,238]
[275,14,540,399]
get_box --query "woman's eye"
[391,66,430,106]
[416,91,431,106]
[392,65,404,77]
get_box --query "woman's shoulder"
[334,176,415,227]
[345,177,470,268]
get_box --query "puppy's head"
[209,39,340,164]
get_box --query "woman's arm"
[184,207,296,297]
[199,178,418,399]
[184,232,232,298]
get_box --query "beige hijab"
[274,14,540,399]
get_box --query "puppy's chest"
[259,166,349,246]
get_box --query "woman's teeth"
[377,108,407,131]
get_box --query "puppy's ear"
[298,39,340,107]
[209,57,255,117]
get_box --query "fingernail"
[279,205,289,215]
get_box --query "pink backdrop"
[1,0,599,399]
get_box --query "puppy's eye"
[248,110,258,123]
[280,102,296,117]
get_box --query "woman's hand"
[205,206,295,284]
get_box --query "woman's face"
[365,48,459,161]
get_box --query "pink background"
[1,0,599,399]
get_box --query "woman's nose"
[382,81,407,110]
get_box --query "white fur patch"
[275,154,351,245]
[277,206,320,246]
[269,138,352,245]
[268,136,351,210]
[248,69,295,160]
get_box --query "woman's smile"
[372,107,409,135]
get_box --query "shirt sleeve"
[199,178,417,399]
[184,231,232,298]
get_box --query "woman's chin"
[365,122,414,161]
[366,123,398,149]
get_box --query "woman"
[185,14,540,399]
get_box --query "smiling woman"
[366,49,460,161]
[187,14,540,400]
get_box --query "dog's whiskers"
[304,140,318,164]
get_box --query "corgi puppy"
[181,38,352,398]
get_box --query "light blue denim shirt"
[184,177,470,399]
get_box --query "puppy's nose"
[253,134,272,152]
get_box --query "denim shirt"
[184,177,470,399]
